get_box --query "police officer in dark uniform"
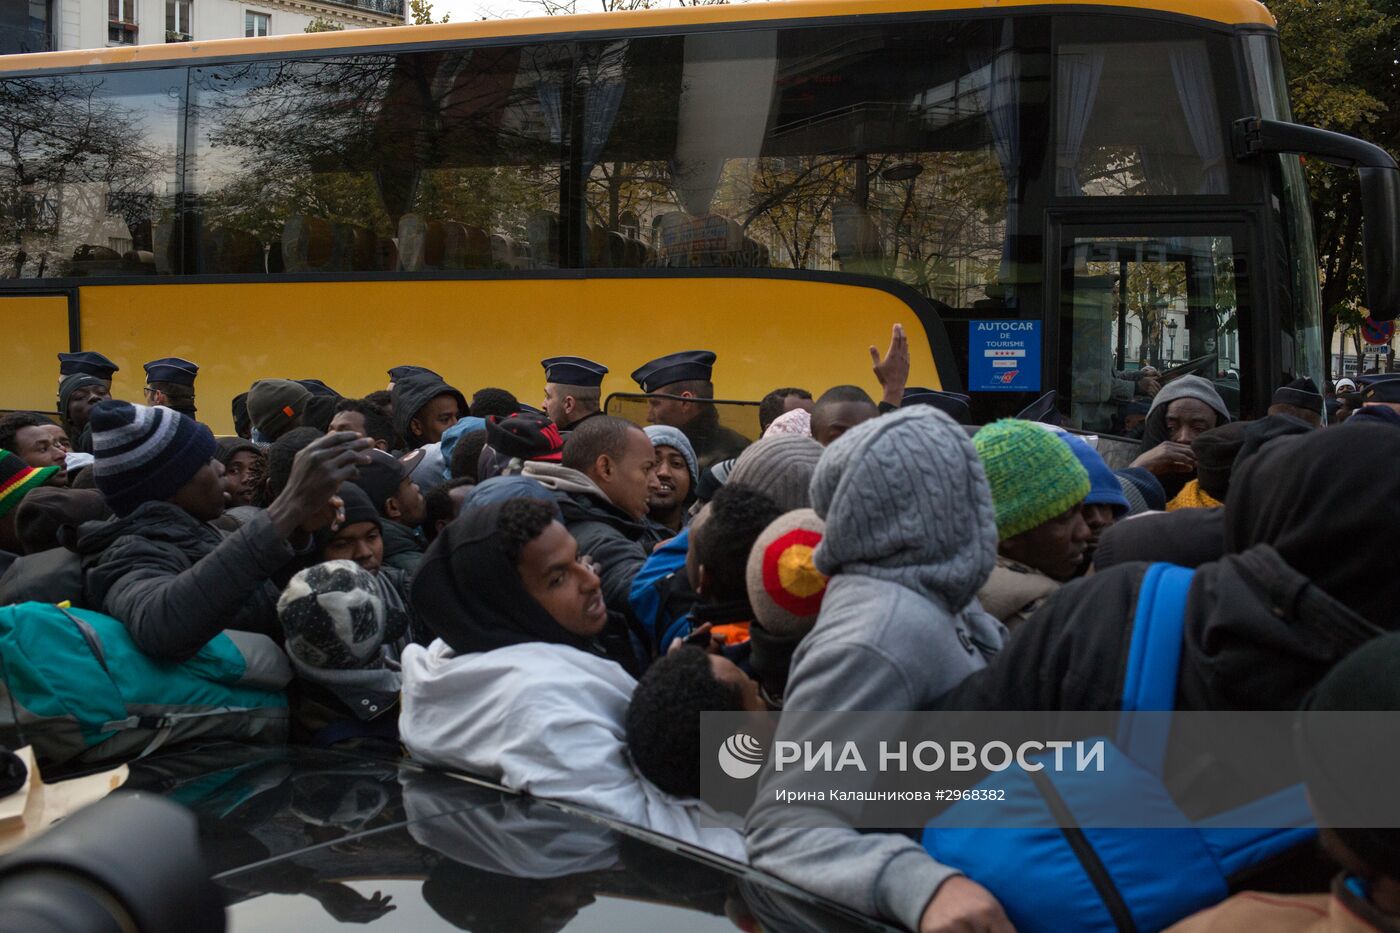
[631,350,748,469]
[1350,373,1400,428]
[58,352,120,454]
[143,357,200,419]
[541,356,608,431]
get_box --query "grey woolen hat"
[727,434,824,512]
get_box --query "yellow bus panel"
[0,295,69,416]
[76,278,941,434]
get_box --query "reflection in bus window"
[1063,235,1245,435]
[576,20,1033,316]
[1056,39,1229,196]
[187,47,567,274]
[0,70,184,278]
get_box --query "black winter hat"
[485,413,564,463]
[355,449,411,516]
[57,373,106,420]
[248,379,312,441]
[1190,422,1249,502]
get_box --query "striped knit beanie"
[0,450,58,520]
[974,419,1090,541]
[90,400,217,517]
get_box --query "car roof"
[121,742,895,932]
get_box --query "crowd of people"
[0,328,1398,933]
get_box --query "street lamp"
[1150,289,1169,367]
[1166,318,1179,364]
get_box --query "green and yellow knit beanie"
[973,420,1091,541]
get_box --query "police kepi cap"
[296,378,340,398]
[388,365,440,383]
[902,386,973,424]
[143,357,199,387]
[631,350,717,393]
[541,356,608,388]
[1272,376,1323,414]
[58,351,119,379]
[1359,373,1400,405]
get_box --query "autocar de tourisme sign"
[970,320,1041,392]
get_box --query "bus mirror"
[1358,166,1400,322]
[1234,117,1400,322]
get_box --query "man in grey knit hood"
[746,406,1012,933]
[1132,374,1232,500]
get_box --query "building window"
[245,11,269,37]
[166,0,191,41]
[108,0,137,44]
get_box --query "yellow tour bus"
[1,0,1397,435]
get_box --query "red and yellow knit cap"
[745,508,829,638]
[0,449,58,520]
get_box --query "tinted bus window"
[1054,22,1236,196]
[0,68,185,279]
[574,19,1045,316]
[187,46,568,274]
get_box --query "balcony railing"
[316,0,405,17]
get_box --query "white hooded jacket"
[400,639,747,862]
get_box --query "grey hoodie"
[745,406,1006,932]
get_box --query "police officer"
[1350,373,1400,428]
[631,350,747,469]
[58,352,120,454]
[143,357,199,419]
[541,356,609,431]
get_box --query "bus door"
[1049,216,1261,442]
[0,289,74,417]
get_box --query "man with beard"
[642,426,697,534]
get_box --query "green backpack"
[0,601,290,770]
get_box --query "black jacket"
[75,502,300,661]
[938,545,1381,716]
[556,489,664,675]
[936,545,1383,829]
[681,412,750,471]
[1092,508,1225,571]
[555,489,664,617]
[380,520,424,575]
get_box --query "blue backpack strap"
[1117,563,1194,773]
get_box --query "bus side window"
[0,70,185,279]
[186,46,568,276]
